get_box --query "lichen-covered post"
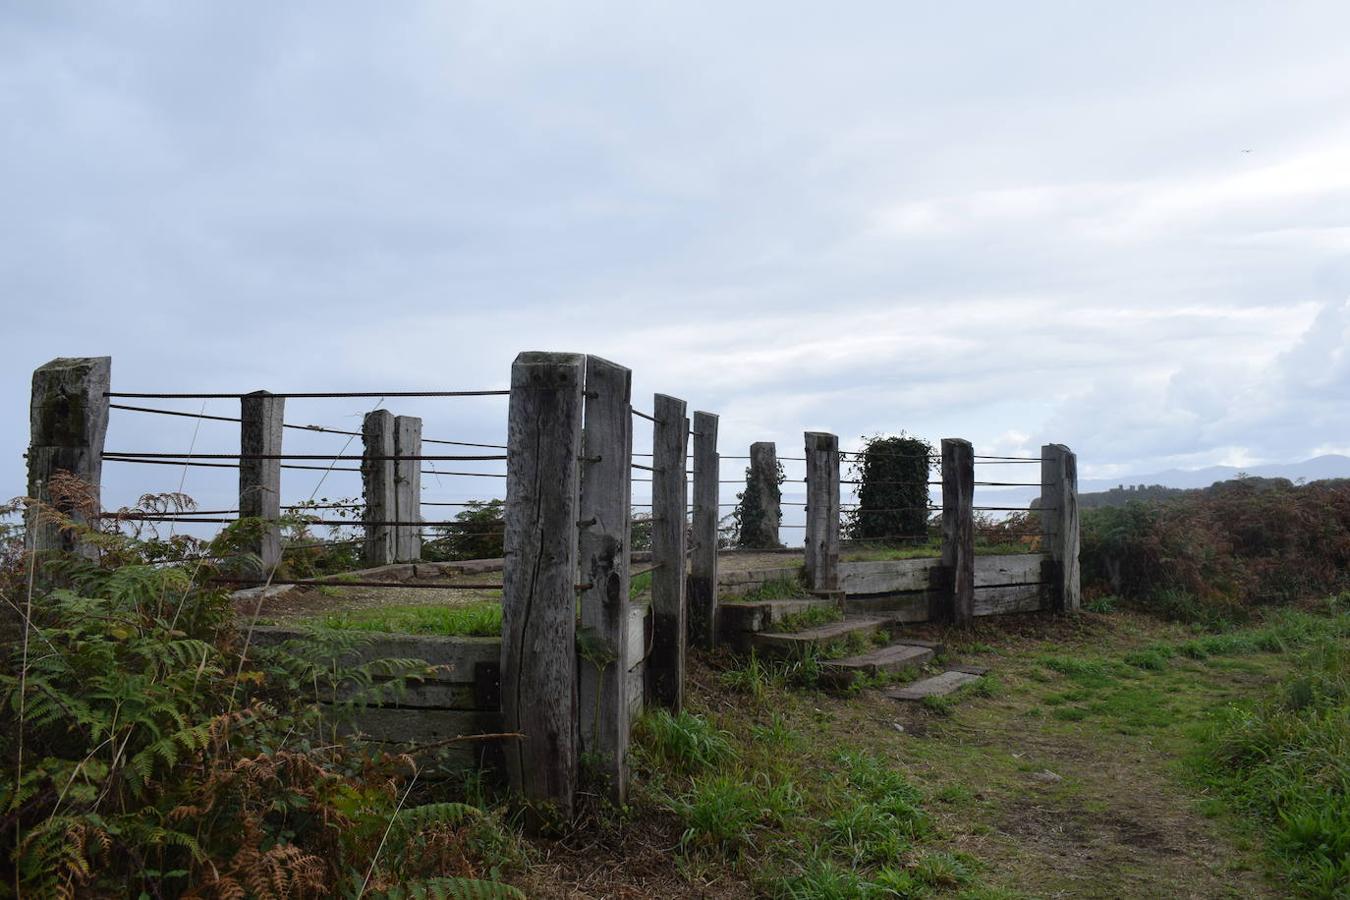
[394,415,422,561]
[940,438,975,625]
[688,411,719,650]
[742,441,782,548]
[577,356,632,803]
[501,351,585,821]
[361,410,397,565]
[803,432,840,594]
[648,393,689,711]
[240,391,284,572]
[1041,443,1081,613]
[26,356,111,557]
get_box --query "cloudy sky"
[4,2,1350,518]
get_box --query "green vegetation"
[733,457,786,549]
[423,499,506,563]
[725,574,812,604]
[317,600,504,636]
[775,603,845,633]
[845,434,935,543]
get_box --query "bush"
[424,499,505,562]
[844,434,934,543]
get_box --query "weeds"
[633,709,736,775]
[316,600,504,636]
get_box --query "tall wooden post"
[940,438,975,625]
[26,357,111,558]
[501,351,584,820]
[743,441,781,548]
[688,411,719,650]
[394,415,422,561]
[648,393,689,711]
[803,432,840,594]
[577,356,632,803]
[361,410,397,565]
[240,391,284,572]
[1041,443,1081,614]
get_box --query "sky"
[4,2,1350,526]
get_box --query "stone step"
[718,598,835,635]
[885,670,983,701]
[751,616,890,656]
[821,642,935,685]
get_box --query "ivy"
[845,434,935,542]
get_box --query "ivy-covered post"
[688,410,719,649]
[803,432,840,595]
[26,356,111,558]
[577,356,632,803]
[240,391,284,572]
[939,438,974,625]
[361,410,397,565]
[1041,444,1081,614]
[739,441,782,548]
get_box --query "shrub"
[844,434,934,543]
[424,499,505,562]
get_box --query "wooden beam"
[648,393,689,711]
[803,432,840,593]
[940,438,974,625]
[361,410,397,565]
[577,355,632,803]
[501,351,585,820]
[240,391,284,572]
[26,356,111,558]
[1041,443,1081,613]
[394,415,422,561]
[688,410,719,649]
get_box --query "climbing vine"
[733,460,785,548]
[845,433,935,542]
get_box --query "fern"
[372,877,525,900]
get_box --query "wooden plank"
[648,393,689,710]
[940,438,974,625]
[626,661,645,720]
[337,679,480,710]
[841,558,936,594]
[394,415,422,562]
[501,351,585,819]
[362,410,397,565]
[751,616,889,655]
[975,553,1049,587]
[845,593,932,622]
[26,356,110,558]
[1041,444,1081,613]
[577,355,632,803]
[973,583,1044,616]
[886,670,981,700]
[743,441,782,547]
[342,706,502,743]
[688,410,720,649]
[240,391,284,571]
[248,627,500,682]
[803,432,841,593]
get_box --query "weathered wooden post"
[648,393,689,710]
[26,357,111,557]
[939,438,975,625]
[240,391,284,572]
[501,351,584,820]
[803,432,840,595]
[1041,443,1081,614]
[361,410,397,565]
[688,411,719,649]
[742,441,782,547]
[577,356,632,803]
[394,415,422,561]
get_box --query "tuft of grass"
[315,601,503,636]
[776,604,845,634]
[1083,594,1118,614]
[912,851,979,888]
[633,709,736,775]
[629,568,653,599]
[734,576,812,604]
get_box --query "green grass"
[725,575,812,604]
[630,568,653,599]
[314,601,503,636]
[775,604,845,633]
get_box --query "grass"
[842,538,1038,562]
[775,603,845,633]
[724,575,813,604]
[314,600,503,636]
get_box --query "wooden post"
[394,415,422,561]
[501,351,584,820]
[361,410,397,565]
[803,432,840,594]
[1041,443,1081,614]
[648,393,689,711]
[240,391,284,572]
[940,438,974,625]
[744,441,781,547]
[577,356,632,803]
[26,357,111,557]
[688,411,719,650]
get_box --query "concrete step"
[751,616,889,656]
[821,642,935,685]
[885,670,983,701]
[718,597,835,635]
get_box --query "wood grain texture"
[1041,444,1081,613]
[394,415,422,562]
[577,355,632,803]
[940,438,974,625]
[803,432,841,592]
[648,393,689,711]
[362,410,397,565]
[240,391,284,571]
[27,356,110,557]
[688,410,720,650]
[746,442,782,547]
[501,351,585,818]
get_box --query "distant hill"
[1074,475,1350,510]
[1078,455,1350,494]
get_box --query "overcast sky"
[4,2,1350,519]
